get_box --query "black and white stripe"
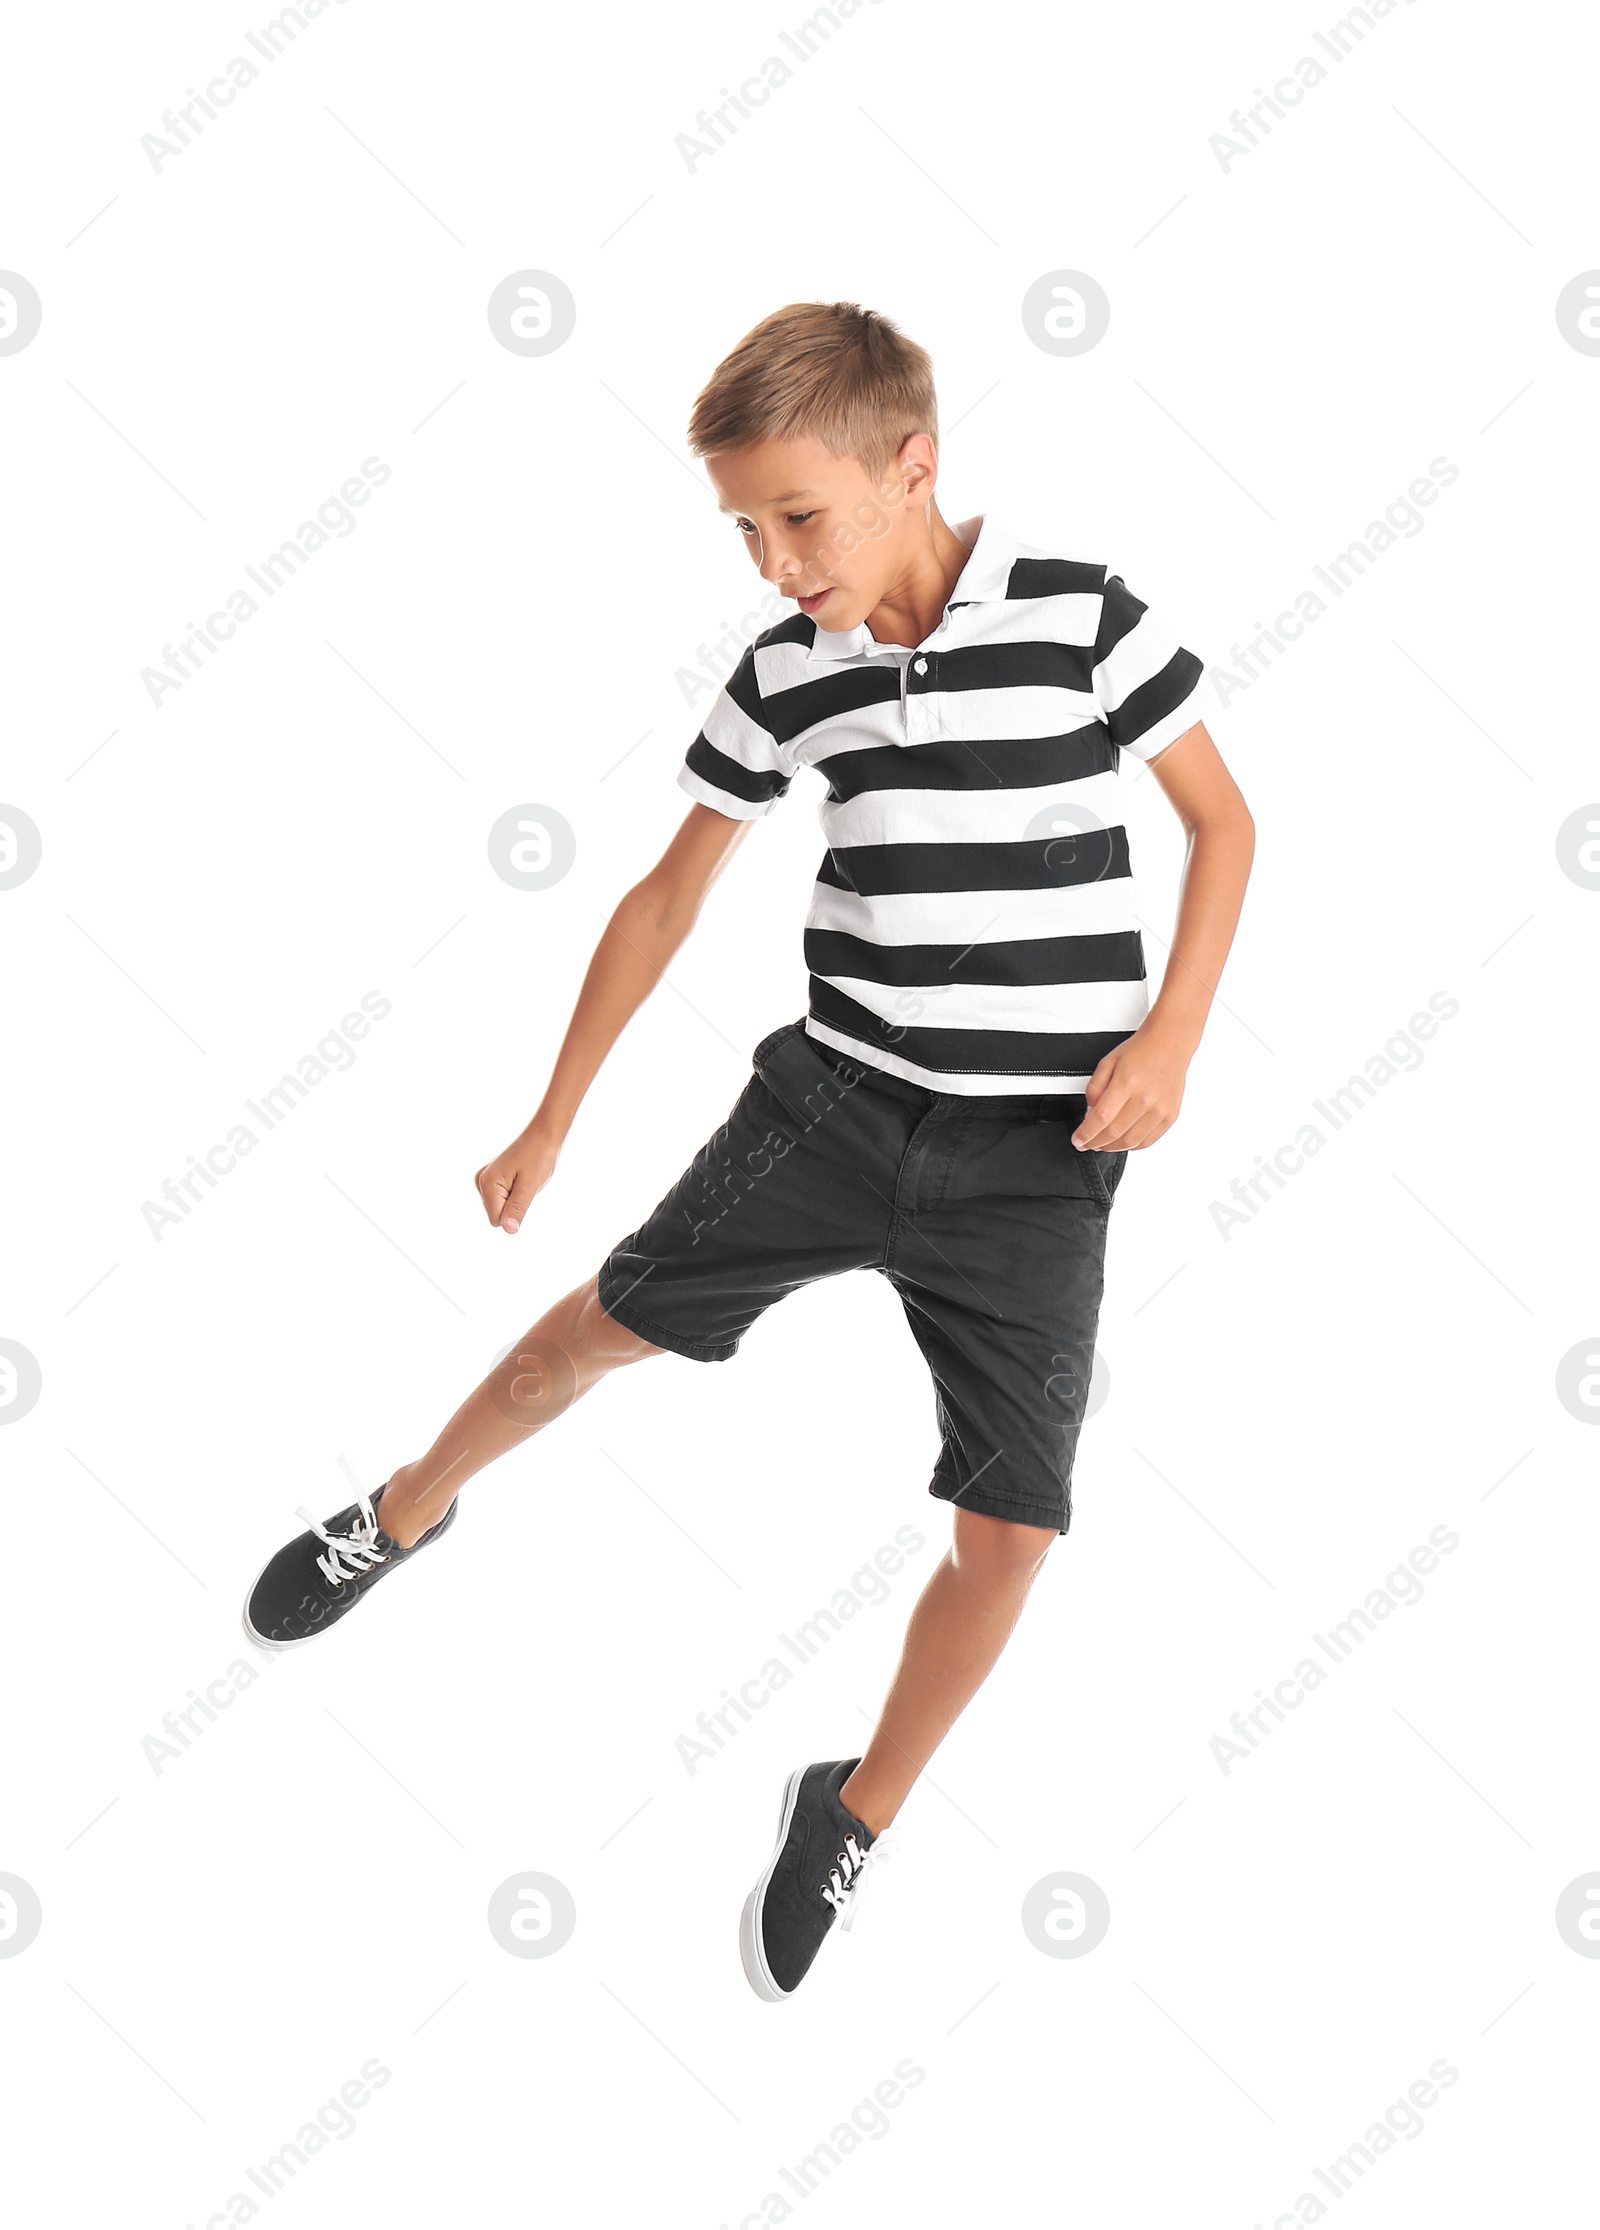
[679,518,1206,1092]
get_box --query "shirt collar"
[803,514,1016,664]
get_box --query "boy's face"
[706,433,929,631]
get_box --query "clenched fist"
[475,1120,561,1235]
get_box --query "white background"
[3,1,1597,2223]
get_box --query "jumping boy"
[244,301,1255,2002]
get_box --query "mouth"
[793,587,833,616]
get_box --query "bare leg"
[840,1508,1055,1835]
[376,1274,660,1548]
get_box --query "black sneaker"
[242,1467,458,1650]
[740,1757,899,2001]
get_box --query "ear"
[895,430,938,508]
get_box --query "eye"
[733,510,815,536]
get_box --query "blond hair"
[687,301,938,483]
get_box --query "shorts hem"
[928,1473,1070,1535]
[596,1260,739,1363]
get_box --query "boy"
[245,301,1254,2002]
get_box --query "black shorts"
[596,1019,1127,1534]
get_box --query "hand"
[474,1119,561,1235]
[1072,1020,1193,1152]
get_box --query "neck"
[865,505,980,647]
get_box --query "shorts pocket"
[752,1019,866,1129]
[751,1018,806,1073]
[945,1107,1105,1205]
[1083,1146,1128,1210]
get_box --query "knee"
[952,1508,1056,1580]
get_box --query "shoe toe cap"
[244,1541,340,1644]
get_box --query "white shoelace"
[822,1824,902,1934]
[297,1491,389,1588]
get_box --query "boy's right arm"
[474,801,754,1234]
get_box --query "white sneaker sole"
[739,1765,806,2003]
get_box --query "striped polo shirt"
[678,516,1206,1094]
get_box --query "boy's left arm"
[1072,721,1255,1153]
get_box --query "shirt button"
[913,656,928,674]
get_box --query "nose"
[751,531,794,590]
[762,536,830,596]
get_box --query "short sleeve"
[1091,574,1206,762]
[677,642,796,820]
